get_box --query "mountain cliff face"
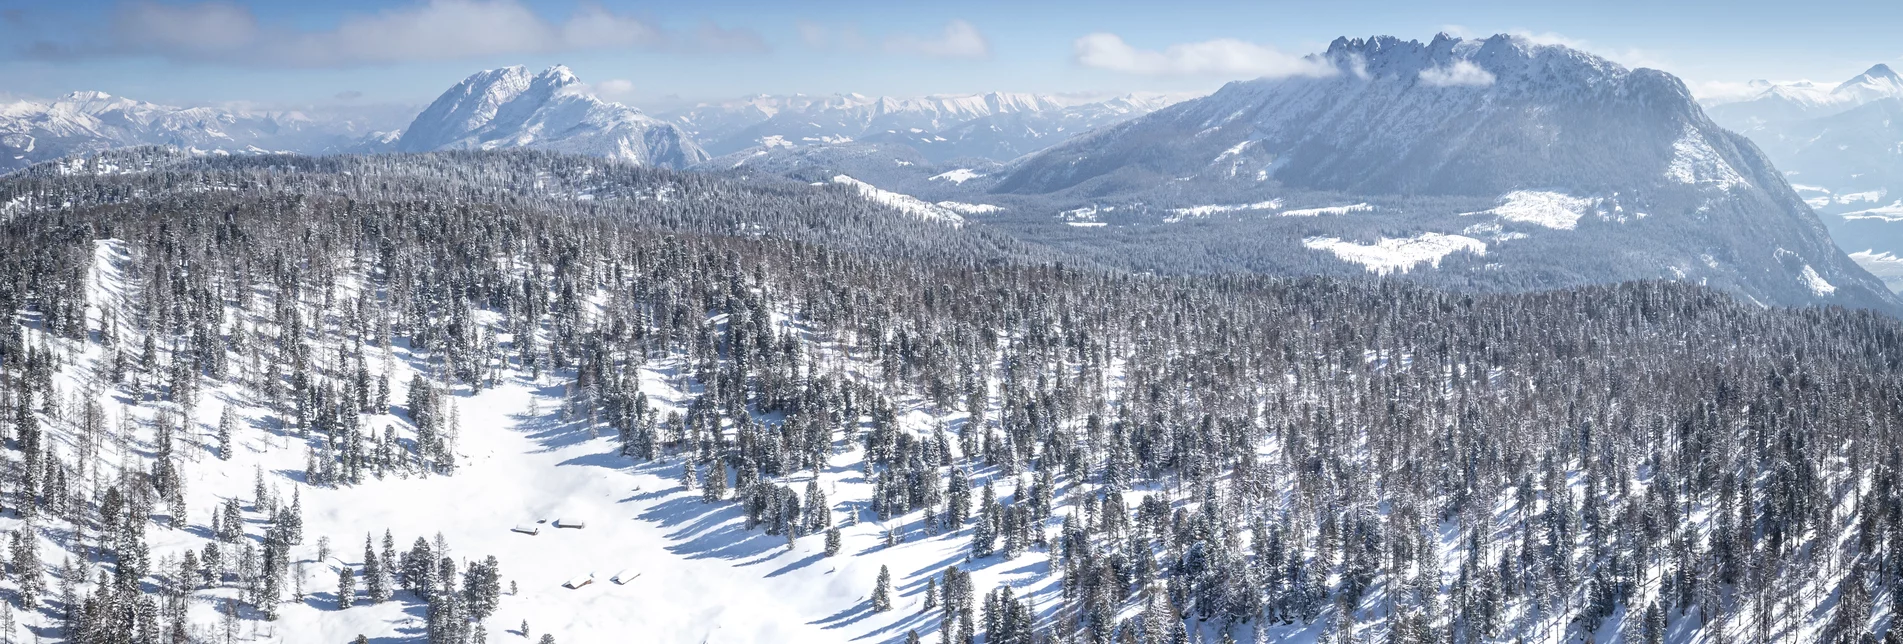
[396,65,707,168]
[984,34,1897,311]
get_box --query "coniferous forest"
[2,149,1903,642]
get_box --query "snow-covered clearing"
[1462,190,1597,230]
[1302,232,1486,274]
[1279,203,1371,217]
[935,201,1003,215]
[830,175,967,227]
[1165,200,1281,221]
[928,169,984,184]
[6,238,1096,643]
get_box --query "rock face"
[396,65,707,168]
[985,34,1897,311]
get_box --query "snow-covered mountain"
[1704,64,1903,128]
[985,33,1896,311]
[395,65,707,168]
[665,91,1193,161]
[0,91,404,173]
[0,65,710,173]
[1703,66,1903,290]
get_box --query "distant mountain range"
[0,69,1191,174]
[5,39,1898,312]
[661,91,1192,162]
[0,91,408,173]
[1702,65,1903,290]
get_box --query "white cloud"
[1507,29,1664,70]
[798,19,985,59]
[1072,33,1336,79]
[53,0,763,67]
[1688,79,1782,103]
[795,20,831,50]
[593,79,635,98]
[693,21,769,54]
[1419,60,1495,87]
[883,20,989,59]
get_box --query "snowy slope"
[9,150,1903,644]
[831,175,968,226]
[2,235,1049,643]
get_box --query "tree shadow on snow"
[635,492,789,564]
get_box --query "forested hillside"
[1,149,1901,642]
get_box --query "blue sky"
[2,0,1899,110]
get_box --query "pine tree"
[463,555,502,621]
[364,535,390,604]
[873,565,893,612]
[702,459,726,502]
[220,598,239,644]
[216,407,236,460]
[337,566,355,609]
[825,526,842,557]
[10,528,42,609]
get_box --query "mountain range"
[0,68,1191,174]
[1702,64,1903,290]
[5,36,1898,313]
[662,91,1192,162]
[0,91,408,173]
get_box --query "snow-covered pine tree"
[872,565,892,612]
[336,566,354,609]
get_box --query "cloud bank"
[1419,60,1496,87]
[35,0,766,67]
[798,19,991,59]
[1073,33,1336,78]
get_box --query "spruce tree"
[364,535,389,604]
[337,566,355,609]
[216,407,235,460]
[872,565,893,612]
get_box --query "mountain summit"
[396,65,707,168]
[1831,63,1903,103]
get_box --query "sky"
[1,0,1900,112]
